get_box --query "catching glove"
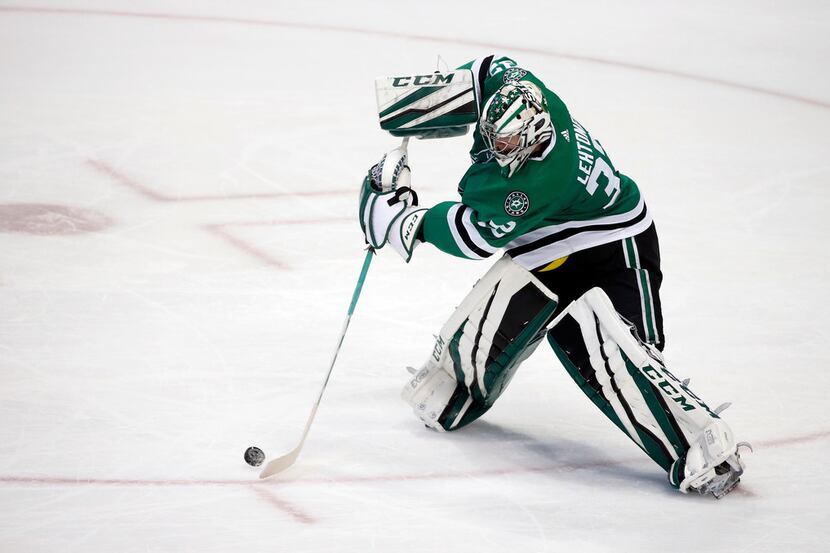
[358,146,426,262]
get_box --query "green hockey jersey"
[421,55,652,271]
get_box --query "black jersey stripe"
[477,55,494,105]
[506,203,649,258]
[454,206,492,258]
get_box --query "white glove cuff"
[388,207,427,262]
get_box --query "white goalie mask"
[480,81,554,177]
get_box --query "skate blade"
[710,477,741,499]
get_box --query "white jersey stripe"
[510,211,653,270]
[447,204,484,259]
[506,196,646,249]
[461,208,499,255]
[447,204,491,259]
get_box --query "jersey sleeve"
[421,201,500,260]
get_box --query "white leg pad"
[401,254,558,431]
[400,365,460,432]
[549,287,744,494]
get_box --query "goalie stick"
[259,137,410,478]
[259,246,376,478]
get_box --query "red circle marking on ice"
[0,204,112,235]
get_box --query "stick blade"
[258,447,301,479]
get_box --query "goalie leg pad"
[548,287,743,494]
[400,364,460,432]
[402,255,558,431]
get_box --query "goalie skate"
[686,441,752,499]
[697,457,743,499]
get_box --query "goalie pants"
[535,222,664,352]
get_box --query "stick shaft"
[259,249,375,478]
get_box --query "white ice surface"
[1,1,829,551]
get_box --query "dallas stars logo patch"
[504,191,530,216]
[502,67,527,83]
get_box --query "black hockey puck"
[244,446,265,467]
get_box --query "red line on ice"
[221,218,353,227]
[86,159,353,202]
[0,476,251,486]
[756,428,830,447]
[86,159,168,201]
[2,5,828,110]
[203,218,351,269]
[250,485,316,524]
[204,223,290,270]
[0,458,644,488]
[0,427,826,489]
